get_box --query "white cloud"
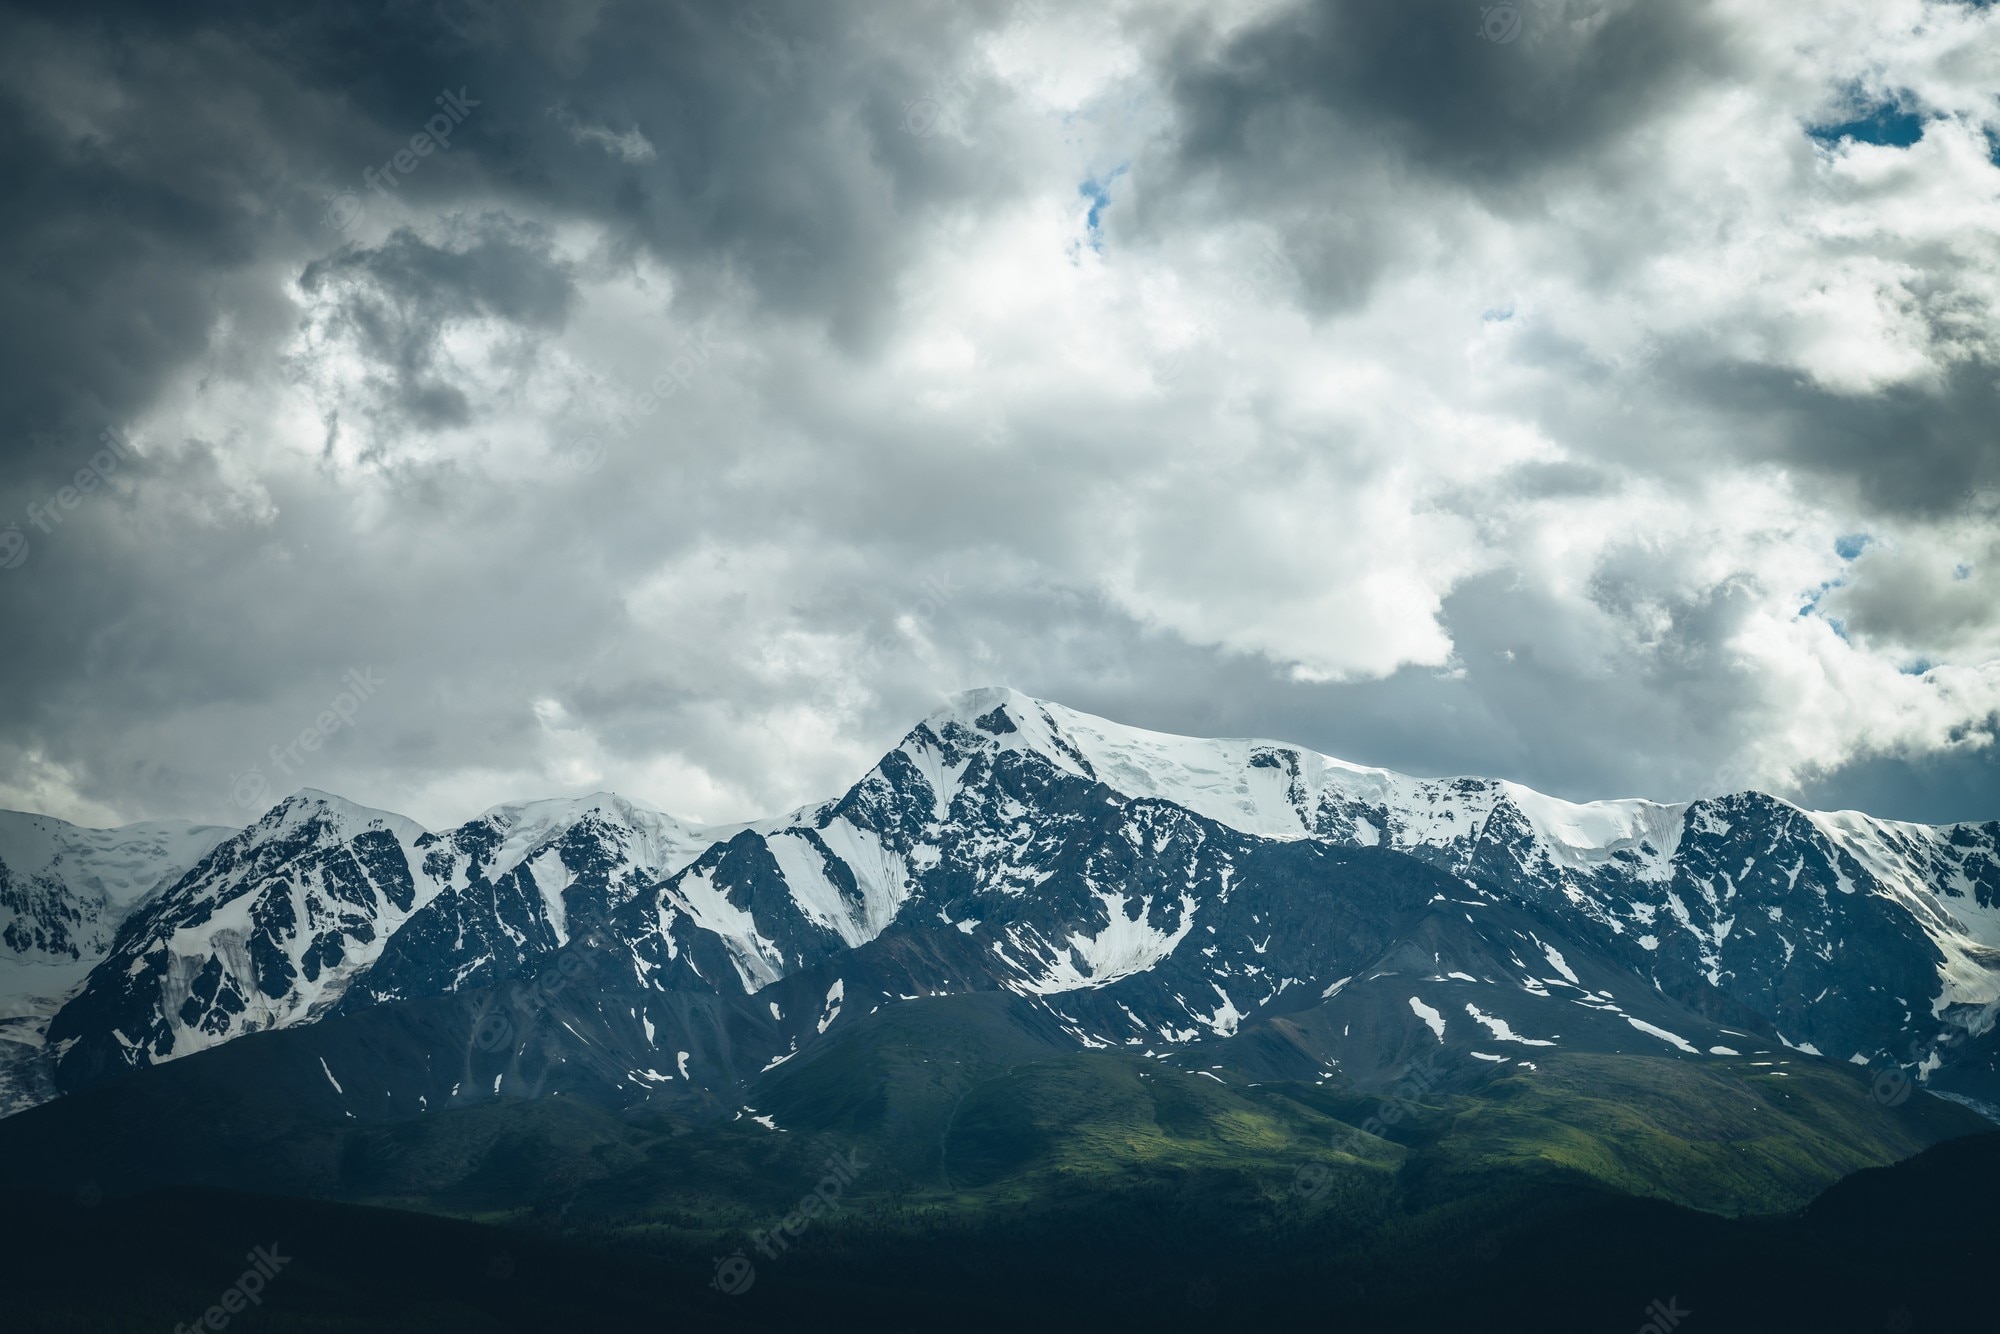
[5,0,1998,828]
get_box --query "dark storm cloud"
[299,220,577,434]
[0,46,270,459]
[1665,354,2000,516]
[1143,0,1999,510]
[0,0,1051,817]
[1138,0,1738,320]
[1168,0,1732,188]
[1797,744,2000,826]
[1,0,1995,831]
[981,571,1764,810]
[0,0,1026,466]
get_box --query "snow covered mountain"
[509,690,1980,1112]
[0,811,232,1112]
[605,688,2000,1102]
[334,791,725,1013]
[14,688,2000,1122]
[45,790,721,1097]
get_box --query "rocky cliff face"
[0,811,231,1113]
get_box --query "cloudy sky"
[2,0,1998,832]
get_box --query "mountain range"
[7,688,2000,1330]
[5,686,1995,1131]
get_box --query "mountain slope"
[12,1127,2000,1333]
[45,791,722,1100]
[2,986,1983,1221]
[597,688,2000,1106]
[336,792,724,1012]
[47,792,432,1088]
[20,687,2000,1121]
[0,810,232,1113]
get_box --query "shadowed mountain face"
[0,811,233,1114]
[9,688,1998,1129]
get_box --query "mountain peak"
[468,790,719,883]
[906,691,1710,871]
[259,788,428,843]
[477,790,673,828]
[931,685,1039,731]
[915,688,1388,840]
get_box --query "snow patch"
[1623,1016,1698,1053]
[1408,997,1446,1041]
[1464,1003,1558,1046]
